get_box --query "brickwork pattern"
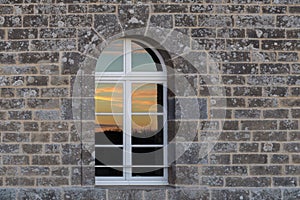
[0,0,300,199]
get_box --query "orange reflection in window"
[95,83,123,113]
[95,115,123,133]
[132,83,162,113]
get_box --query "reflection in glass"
[95,115,123,145]
[95,167,123,177]
[95,83,123,113]
[132,115,163,144]
[131,41,162,72]
[132,83,163,113]
[95,147,123,165]
[132,147,163,165]
[132,167,163,177]
[96,40,123,72]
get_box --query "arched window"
[95,38,168,185]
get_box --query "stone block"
[201,166,247,176]
[168,189,209,200]
[32,155,60,165]
[18,52,59,64]
[271,154,289,164]
[277,16,300,28]
[153,4,188,13]
[198,15,233,27]
[251,189,282,200]
[175,14,197,27]
[273,177,297,187]
[0,16,22,27]
[233,154,267,164]
[18,189,62,200]
[226,177,271,187]
[250,166,282,175]
[20,166,50,176]
[23,15,48,27]
[22,144,43,154]
[264,109,289,118]
[88,5,115,13]
[50,14,92,27]
[211,189,250,200]
[236,15,275,28]
[3,155,29,165]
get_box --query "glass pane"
[132,83,163,113]
[132,115,163,145]
[96,40,123,72]
[131,41,162,72]
[95,167,123,177]
[132,147,163,165]
[95,83,123,113]
[95,115,123,145]
[95,147,123,165]
[132,167,163,177]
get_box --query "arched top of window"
[95,38,166,75]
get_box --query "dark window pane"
[96,40,123,72]
[95,131,123,145]
[95,167,123,177]
[132,147,163,165]
[132,167,163,177]
[132,115,164,145]
[95,147,123,165]
[132,83,163,113]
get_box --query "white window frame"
[95,38,168,185]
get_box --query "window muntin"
[95,39,167,185]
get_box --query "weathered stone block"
[239,143,259,152]
[175,14,197,27]
[41,88,69,97]
[168,189,209,200]
[50,14,92,27]
[6,177,34,186]
[198,15,233,27]
[20,166,50,176]
[233,154,267,164]
[3,155,29,165]
[264,109,289,118]
[236,15,275,28]
[277,16,300,28]
[271,154,289,164]
[32,155,60,165]
[18,189,62,200]
[94,14,122,39]
[5,108,30,121]
[23,15,48,27]
[41,122,68,132]
[226,177,271,187]
[251,189,282,200]
[153,4,188,13]
[250,166,282,175]
[211,189,250,200]
[0,121,21,131]
[273,177,297,187]
[18,52,59,64]
[175,166,199,185]
[0,16,22,27]
[22,144,42,154]
[201,166,247,176]
[88,5,115,13]
[52,167,69,176]
[217,28,245,38]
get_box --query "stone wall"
[0,0,299,199]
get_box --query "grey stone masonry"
[0,0,300,199]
